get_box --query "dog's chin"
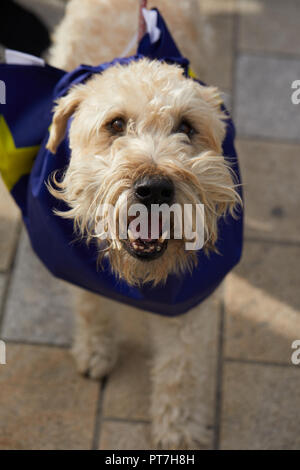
[108,238,198,287]
[122,238,168,261]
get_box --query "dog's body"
[47,0,241,449]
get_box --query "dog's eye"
[110,118,126,134]
[176,120,195,138]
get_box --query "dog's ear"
[46,86,85,154]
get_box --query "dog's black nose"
[134,176,174,206]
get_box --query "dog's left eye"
[176,120,195,138]
[110,118,126,134]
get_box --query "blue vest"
[0,9,243,316]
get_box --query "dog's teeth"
[149,245,155,251]
[128,228,135,242]
[162,230,168,240]
[132,242,139,249]
[159,231,168,242]
[115,240,122,251]
[156,246,162,252]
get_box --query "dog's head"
[47,59,241,286]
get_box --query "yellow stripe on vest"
[0,115,40,191]
[188,67,197,79]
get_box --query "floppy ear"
[46,86,85,154]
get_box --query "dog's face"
[47,59,240,286]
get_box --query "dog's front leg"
[72,289,118,380]
[149,296,218,450]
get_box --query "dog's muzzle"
[123,176,174,261]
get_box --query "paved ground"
[1,0,300,450]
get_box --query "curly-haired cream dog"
[47,0,240,449]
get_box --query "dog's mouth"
[123,214,168,261]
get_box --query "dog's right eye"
[176,120,195,138]
[109,118,126,134]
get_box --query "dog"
[46,0,241,449]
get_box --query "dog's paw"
[152,429,210,451]
[151,410,210,450]
[72,336,117,380]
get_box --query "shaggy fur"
[47,0,241,449]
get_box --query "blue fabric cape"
[0,9,243,316]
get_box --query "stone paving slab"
[202,12,235,91]
[225,241,300,364]
[2,229,74,346]
[234,54,300,141]
[0,178,20,272]
[238,0,300,56]
[0,343,99,450]
[99,420,152,450]
[220,361,300,449]
[102,342,151,422]
[236,138,300,243]
[199,0,237,92]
